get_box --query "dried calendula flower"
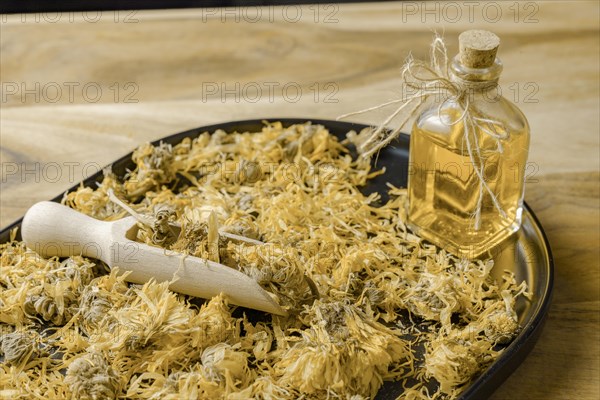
[170,220,208,256]
[152,208,178,247]
[78,286,113,334]
[125,142,176,199]
[479,278,528,345]
[188,294,240,350]
[424,334,497,395]
[200,343,254,390]
[65,352,121,400]
[240,319,273,362]
[0,330,39,366]
[481,308,520,345]
[275,301,411,398]
[24,294,62,324]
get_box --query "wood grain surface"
[1,1,598,398]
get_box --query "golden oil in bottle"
[407,30,530,258]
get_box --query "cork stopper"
[458,30,500,69]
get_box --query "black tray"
[0,118,553,399]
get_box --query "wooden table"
[1,2,598,398]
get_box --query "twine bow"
[338,34,508,230]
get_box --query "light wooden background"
[1,2,598,398]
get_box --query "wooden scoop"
[21,201,287,316]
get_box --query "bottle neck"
[450,55,503,92]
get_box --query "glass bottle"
[407,30,530,259]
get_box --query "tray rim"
[0,118,554,399]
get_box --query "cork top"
[458,30,500,69]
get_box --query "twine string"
[338,34,508,230]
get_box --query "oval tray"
[0,118,553,399]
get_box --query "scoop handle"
[21,201,112,262]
